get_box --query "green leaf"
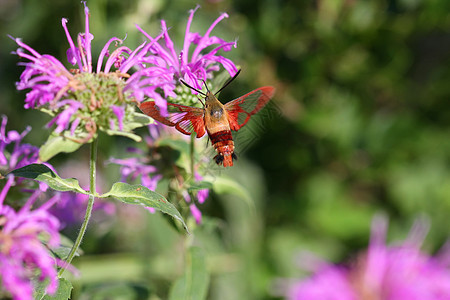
[81,282,150,300]
[169,247,210,300]
[104,129,142,142]
[39,234,81,261]
[39,131,88,161]
[100,182,189,233]
[169,278,186,300]
[187,181,213,192]
[213,176,253,205]
[104,112,154,141]
[10,164,88,194]
[34,277,73,300]
[124,112,154,131]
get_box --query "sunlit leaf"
[100,182,189,233]
[39,130,88,162]
[104,129,142,142]
[10,164,88,194]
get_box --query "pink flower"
[130,5,238,114]
[11,3,165,139]
[48,191,115,229]
[0,116,75,299]
[0,115,38,171]
[286,216,450,300]
[189,203,202,224]
[194,171,209,204]
[0,191,61,300]
[109,156,162,191]
[0,115,50,194]
[287,265,357,300]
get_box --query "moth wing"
[139,101,206,138]
[224,86,275,131]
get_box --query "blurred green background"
[1,0,450,299]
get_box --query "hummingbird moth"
[139,70,275,167]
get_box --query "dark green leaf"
[34,277,73,300]
[81,282,150,300]
[157,138,190,155]
[100,182,189,233]
[10,164,88,194]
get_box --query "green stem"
[190,134,195,175]
[58,137,98,277]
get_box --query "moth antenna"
[197,96,205,107]
[215,69,241,96]
[180,79,206,96]
[202,79,211,93]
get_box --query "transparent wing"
[224,86,275,131]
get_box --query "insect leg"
[214,154,224,165]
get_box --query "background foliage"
[1,0,450,299]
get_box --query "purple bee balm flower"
[0,118,64,201]
[0,115,52,197]
[110,124,211,222]
[0,115,38,171]
[0,188,62,300]
[109,157,162,191]
[130,5,238,114]
[46,100,85,134]
[286,216,450,300]
[11,3,165,140]
[287,265,357,300]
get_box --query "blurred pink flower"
[109,156,162,192]
[48,191,115,230]
[189,203,202,224]
[194,171,209,204]
[0,189,61,300]
[287,216,450,300]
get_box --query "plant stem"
[190,134,195,175]
[58,137,98,276]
